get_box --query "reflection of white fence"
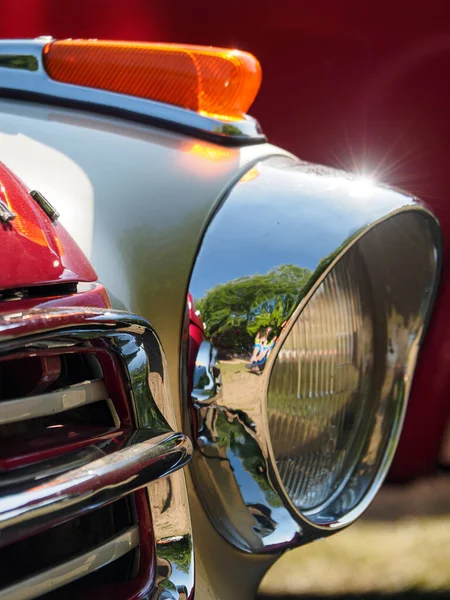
[277,348,339,362]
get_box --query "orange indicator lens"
[43,40,262,121]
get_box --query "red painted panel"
[0,161,96,291]
[0,283,111,313]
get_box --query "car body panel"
[0,160,96,290]
[0,99,289,599]
[0,99,289,407]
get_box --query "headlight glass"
[268,254,373,512]
[267,211,438,524]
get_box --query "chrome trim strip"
[0,306,148,340]
[0,446,106,490]
[0,525,139,600]
[0,378,108,425]
[0,430,191,548]
[0,38,265,144]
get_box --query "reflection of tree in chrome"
[196,264,312,357]
[194,226,371,358]
[157,534,192,577]
[212,407,283,510]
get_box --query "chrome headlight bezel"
[264,208,439,530]
[184,157,442,553]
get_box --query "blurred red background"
[3,0,450,481]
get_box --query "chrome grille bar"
[0,525,139,600]
[0,379,108,425]
[0,431,191,548]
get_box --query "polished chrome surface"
[0,525,139,600]
[0,446,106,490]
[0,307,194,599]
[0,39,265,144]
[0,378,108,425]
[185,157,442,552]
[149,472,195,599]
[192,340,221,404]
[0,430,190,548]
[140,328,196,599]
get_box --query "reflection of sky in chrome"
[190,168,413,299]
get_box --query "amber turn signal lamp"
[43,40,262,121]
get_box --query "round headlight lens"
[267,211,438,524]
[268,254,373,512]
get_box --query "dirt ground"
[258,472,450,599]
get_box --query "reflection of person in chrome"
[246,326,276,374]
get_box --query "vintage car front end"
[0,38,443,599]
[0,161,194,599]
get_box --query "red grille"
[0,345,132,470]
[0,308,175,600]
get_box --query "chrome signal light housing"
[185,157,442,553]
